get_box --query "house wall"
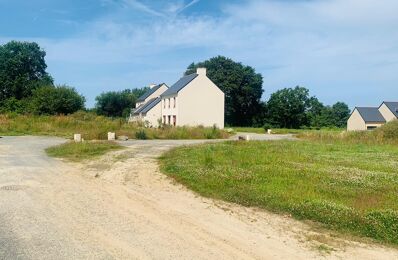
[379,103,397,122]
[161,94,178,125]
[364,123,384,130]
[176,73,224,128]
[347,109,366,131]
[142,102,162,127]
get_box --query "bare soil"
[0,136,397,259]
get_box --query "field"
[160,121,398,244]
[0,112,229,140]
[45,141,123,161]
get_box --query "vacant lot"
[160,139,398,244]
[0,112,229,140]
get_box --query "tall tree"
[266,86,310,128]
[329,102,350,128]
[95,88,148,117]
[0,41,52,102]
[185,56,263,126]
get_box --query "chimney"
[149,84,157,89]
[197,67,206,76]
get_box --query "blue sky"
[1,0,397,108]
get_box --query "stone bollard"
[267,129,272,135]
[108,132,116,141]
[74,134,82,142]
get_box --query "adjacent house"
[129,68,225,128]
[160,68,224,128]
[129,83,168,127]
[347,101,398,131]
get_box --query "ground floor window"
[173,115,176,126]
[168,115,171,125]
[367,126,377,130]
[163,115,166,124]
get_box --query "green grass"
[160,139,398,245]
[299,120,398,145]
[0,111,230,140]
[45,141,123,161]
[232,127,266,134]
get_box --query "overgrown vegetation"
[45,141,122,161]
[299,120,398,145]
[160,122,398,245]
[0,111,229,140]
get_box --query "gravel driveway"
[0,136,397,259]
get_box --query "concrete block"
[74,134,82,142]
[267,129,272,135]
[108,132,116,141]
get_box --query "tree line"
[0,41,350,128]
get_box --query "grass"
[160,122,398,245]
[299,120,398,145]
[232,127,266,134]
[0,111,230,140]
[45,141,123,161]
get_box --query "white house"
[129,68,225,128]
[129,83,168,127]
[347,101,398,131]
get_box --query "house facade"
[347,101,398,131]
[129,68,225,128]
[129,83,168,127]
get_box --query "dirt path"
[0,136,397,259]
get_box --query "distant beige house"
[129,83,168,127]
[129,68,225,128]
[347,101,398,131]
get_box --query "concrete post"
[74,134,82,142]
[108,132,116,141]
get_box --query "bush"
[135,129,148,140]
[263,123,273,131]
[31,85,85,115]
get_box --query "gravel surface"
[0,136,397,259]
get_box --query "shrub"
[263,123,273,131]
[135,129,147,140]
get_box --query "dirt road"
[0,136,397,259]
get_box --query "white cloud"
[3,0,398,107]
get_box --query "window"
[168,115,171,125]
[173,97,176,108]
[367,126,377,130]
[173,115,176,126]
[163,115,166,124]
[168,98,170,108]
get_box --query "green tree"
[185,56,263,126]
[266,86,310,128]
[329,102,350,128]
[31,85,85,115]
[95,88,148,117]
[0,41,52,102]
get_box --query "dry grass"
[0,111,230,140]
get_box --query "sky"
[1,0,397,108]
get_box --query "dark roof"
[356,107,386,123]
[141,98,161,114]
[161,73,198,97]
[136,84,165,102]
[382,102,398,118]
[133,98,157,115]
